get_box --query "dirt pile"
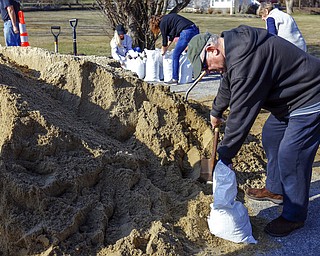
[1,46,312,255]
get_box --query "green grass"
[0,10,319,57]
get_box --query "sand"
[0,46,319,255]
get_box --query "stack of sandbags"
[126,48,194,84]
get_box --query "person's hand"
[161,46,168,56]
[210,115,224,128]
[13,26,19,34]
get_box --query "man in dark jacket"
[187,25,320,237]
[0,0,20,46]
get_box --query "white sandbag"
[158,49,164,81]
[162,50,173,82]
[135,58,146,79]
[127,57,146,79]
[178,52,193,84]
[127,49,139,59]
[126,58,134,71]
[144,49,161,82]
[207,160,257,244]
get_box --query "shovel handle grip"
[69,19,78,28]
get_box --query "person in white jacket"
[258,2,307,51]
[110,24,133,67]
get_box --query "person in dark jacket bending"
[149,13,199,85]
[187,25,320,237]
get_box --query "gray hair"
[207,34,220,47]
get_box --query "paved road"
[247,167,320,255]
[169,73,221,102]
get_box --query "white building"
[210,0,233,9]
[209,0,260,13]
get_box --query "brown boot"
[264,216,304,237]
[245,187,283,204]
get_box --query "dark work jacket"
[210,25,320,163]
[160,13,194,46]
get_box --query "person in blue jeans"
[0,0,21,46]
[149,13,199,85]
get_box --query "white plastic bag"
[127,57,146,79]
[207,160,257,244]
[178,52,193,84]
[144,49,161,82]
[162,50,173,82]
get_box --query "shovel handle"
[51,26,61,38]
[69,18,78,28]
[212,126,220,170]
[185,70,207,101]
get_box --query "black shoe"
[264,216,304,237]
[165,79,178,85]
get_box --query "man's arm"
[210,75,231,118]
[161,41,172,55]
[6,5,19,34]
[216,76,269,164]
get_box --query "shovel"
[51,26,60,53]
[185,70,207,101]
[199,126,220,184]
[69,18,78,56]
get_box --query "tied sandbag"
[178,52,193,84]
[207,160,257,244]
[162,50,173,82]
[144,49,161,82]
[127,56,146,79]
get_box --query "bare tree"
[95,0,191,50]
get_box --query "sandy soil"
[0,46,319,256]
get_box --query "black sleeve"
[160,22,168,47]
[210,75,230,118]
[217,76,269,163]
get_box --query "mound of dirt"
[0,46,317,255]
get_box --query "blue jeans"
[262,112,320,222]
[4,20,20,46]
[172,25,199,81]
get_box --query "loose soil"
[0,46,319,255]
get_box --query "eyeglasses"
[201,48,208,70]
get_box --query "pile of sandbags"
[125,48,193,84]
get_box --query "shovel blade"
[199,157,216,184]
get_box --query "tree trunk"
[96,0,191,50]
[286,0,294,14]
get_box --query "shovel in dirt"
[199,126,220,184]
[51,26,61,53]
[69,18,78,56]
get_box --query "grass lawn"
[0,9,319,57]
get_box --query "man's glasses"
[201,48,208,70]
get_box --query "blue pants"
[172,25,199,81]
[262,112,320,222]
[4,20,20,46]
